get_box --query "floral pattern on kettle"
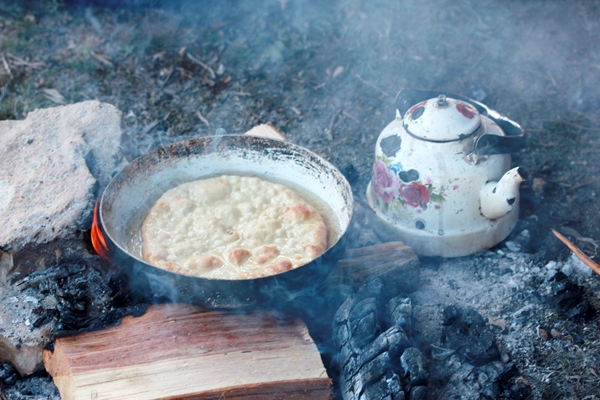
[372,157,448,211]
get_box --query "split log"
[43,304,331,400]
[332,241,420,295]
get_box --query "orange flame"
[91,199,111,261]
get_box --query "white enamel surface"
[367,113,521,257]
[403,97,481,142]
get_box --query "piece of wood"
[331,241,420,294]
[43,304,331,400]
[552,228,600,276]
[244,124,288,141]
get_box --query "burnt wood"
[328,242,426,400]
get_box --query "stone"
[0,101,126,253]
[0,282,56,376]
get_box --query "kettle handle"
[395,89,525,155]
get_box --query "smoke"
[59,0,599,305]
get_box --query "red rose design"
[399,182,431,208]
[456,103,475,119]
[372,160,401,203]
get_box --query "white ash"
[0,282,56,376]
[410,239,599,399]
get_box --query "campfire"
[1,1,600,399]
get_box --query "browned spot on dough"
[193,255,223,270]
[267,259,294,274]
[162,261,176,271]
[305,243,325,259]
[228,248,251,266]
[288,204,314,221]
[252,245,280,265]
[156,201,170,212]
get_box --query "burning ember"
[90,199,110,262]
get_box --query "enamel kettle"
[366,89,528,257]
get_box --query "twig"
[552,229,600,276]
[186,53,216,80]
[41,88,67,104]
[354,74,392,97]
[143,119,160,134]
[91,51,114,68]
[1,53,12,78]
[6,53,43,68]
[342,110,360,123]
[196,111,210,127]
[567,177,596,192]
[324,110,341,140]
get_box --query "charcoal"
[332,276,421,400]
[350,297,379,322]
[341,354,358,378]
[434,356,520,399]
[480,362,518,399]
[353,330,390,371]
[443,305,484,327]
[384,326,411,359]
[24,259,146,335]
[1,375,60,400]
[544,271,596,322]
[440,306,500,366]
[339,371,356,399]
[400,348,428,387]
[335,320,350,348]
[354,352,392,395]
[388,296,412,333]
[333,297,354,330]
[354,277,385,305]
[0,363,18,387]
[349,309,380,351]
[360,371,404,400]
[340,163,360,186]
[408,385,427,400]
[339,345,356,374]
[348,297,382,350]
[507,378,531,400]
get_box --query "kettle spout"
[480,167,529,220]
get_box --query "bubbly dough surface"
[141,175,328,279]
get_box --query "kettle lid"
[403,94,481,142]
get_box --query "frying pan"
[98,135,354,307]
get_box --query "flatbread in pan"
[141,175,328,279]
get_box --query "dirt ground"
[1,0,600,399]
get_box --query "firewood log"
[43,304,331,400]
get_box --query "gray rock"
[0,282,56,376]
[0,101,126,252]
